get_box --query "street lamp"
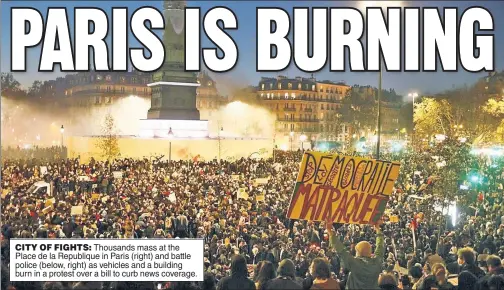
[218,126,223,161]
[167,127,174,162]
[409,91,419,148]
[300,134,307,151]
[359,1,404,159]
[289,131,294,151]
[60,125,64,147]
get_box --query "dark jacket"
[265,277,303,290]
[460,263,486,279]
[216,274,255,290]
[476,267,504,290]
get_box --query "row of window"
[260,82,346,94]
[68,75,150,85]
[261,92,343,101]
[268,102,341,111]
[262,83,316,91]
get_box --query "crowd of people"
[1,149,504,290]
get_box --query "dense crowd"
[1,149,504,290]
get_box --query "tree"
[342,85,377,134]
[96,113,120,162]
[414,98,454,137]
[1,73,25,98]
[28,80,43,98]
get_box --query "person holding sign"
[326,217,384,290]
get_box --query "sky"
[1,0,504,96]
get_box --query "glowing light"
[23,144,31,149]
[299,134,307,142]
[290,131,294,137]
[458,137,467,143]
[60,125,64,134]
[470,175,479,182]
[459,185,469,190]
[435,134,446,142]
[280,144,288,151]
[36,135,41,141]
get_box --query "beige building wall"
[67,136,273,163]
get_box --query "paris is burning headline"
[10,6,495,74]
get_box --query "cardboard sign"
[389,215,400,223]
[256,194,265,202]
[45,198,55,207]
[2,189,10,198]
[71,206,83,215]
[237,188,249,200]
[286,152,400,225]
[168,193,177,203]
[40,166,48,176]
[42,205,53,214]
[113,171,123,179]
[254,178,269,185]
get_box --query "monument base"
[147,108,200,120]
[139,119,209,139]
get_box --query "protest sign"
[231,175,240,181]
[389,215,400,223]
[256,194,265,202]
[287,152,400,225]
[113,171,123,179]
[71,206,83,215]
[254,178,269,186]
[40,166,48,175]
[237,188,249,200]
[44,198,55,207]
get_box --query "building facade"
[257,76,351,148]
[38,71,227,114]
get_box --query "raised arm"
[373,223,385,259]
[326,219,356,270]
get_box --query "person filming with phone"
[325,216,385,289]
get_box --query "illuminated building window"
[106,75,112,81]
[312,85,315,91]
[96,75,102,80]
[278,83,282,89]
[288,83,292,89]
[261,93,264,98]
[262,84,265,90]
[270,83,273,89]
[120,77,126,83]
[285,93,289,99]
[298,83,302,90]
[291,93,296,99]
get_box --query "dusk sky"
[1,0,504,96]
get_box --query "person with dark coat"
[265,259,303,290]
[458,247,486,279]
[476,255,504,290]
[216,255,255,290]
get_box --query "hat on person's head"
[355,241,372,257]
